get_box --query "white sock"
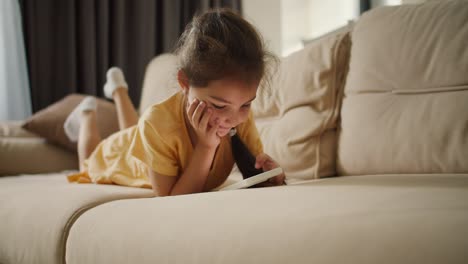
[64,96,97,142]
[104,67,128,99]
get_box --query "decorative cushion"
[337,1,468,175]
[254,26,351,182]
[22,94,119,151]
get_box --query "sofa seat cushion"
[0,173,153,264]
[67,174,468,264]
[338,1,468,175]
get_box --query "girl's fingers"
[253,181,275,188]
[264,160,277,171]
[187,98,198,118]
[255,153,271,169]
[191,101,206,127]
[199,107,212,131]
[255,153,284,186]
[255,153,278,171]
[268,173,286,185]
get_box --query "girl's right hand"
[187,98,221,149]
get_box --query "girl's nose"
[223,111,238,126]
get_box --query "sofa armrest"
[0,120,38,138]
[0,137,78,176]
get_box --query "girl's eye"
[212,104,226,109]
[211,103,250,109]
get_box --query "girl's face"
[184,77,258,137]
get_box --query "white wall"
[243,0,430,57]
[280,0,311,57]
[242,0,282,55]
[307,0,359,39]
[243,0,359,57]
[401,0,426,3]
[372,0,402,6]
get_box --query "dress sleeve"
[237,111,264,157]
[129,116,179,177]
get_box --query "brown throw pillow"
[22,94,120,152]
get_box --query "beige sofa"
[1,1,468,264]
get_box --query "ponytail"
[230,128,263,179]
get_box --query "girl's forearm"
[169,144,217,196]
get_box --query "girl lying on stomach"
[66,9,286,196]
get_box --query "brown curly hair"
[175,8,276,88]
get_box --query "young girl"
[66,9,285,196]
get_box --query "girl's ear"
[177,70,189,94]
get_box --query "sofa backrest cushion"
[337,1,468,175]
[139,54,179,115]
[255,26,351,182]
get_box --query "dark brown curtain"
[360,0,371,14]
[19,0,241,112]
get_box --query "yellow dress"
[67,91,263,191]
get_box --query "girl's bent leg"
[113,88,139,130]
[78,110,101,171]
[104,67,139,130]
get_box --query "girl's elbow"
[153,186,171,197]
